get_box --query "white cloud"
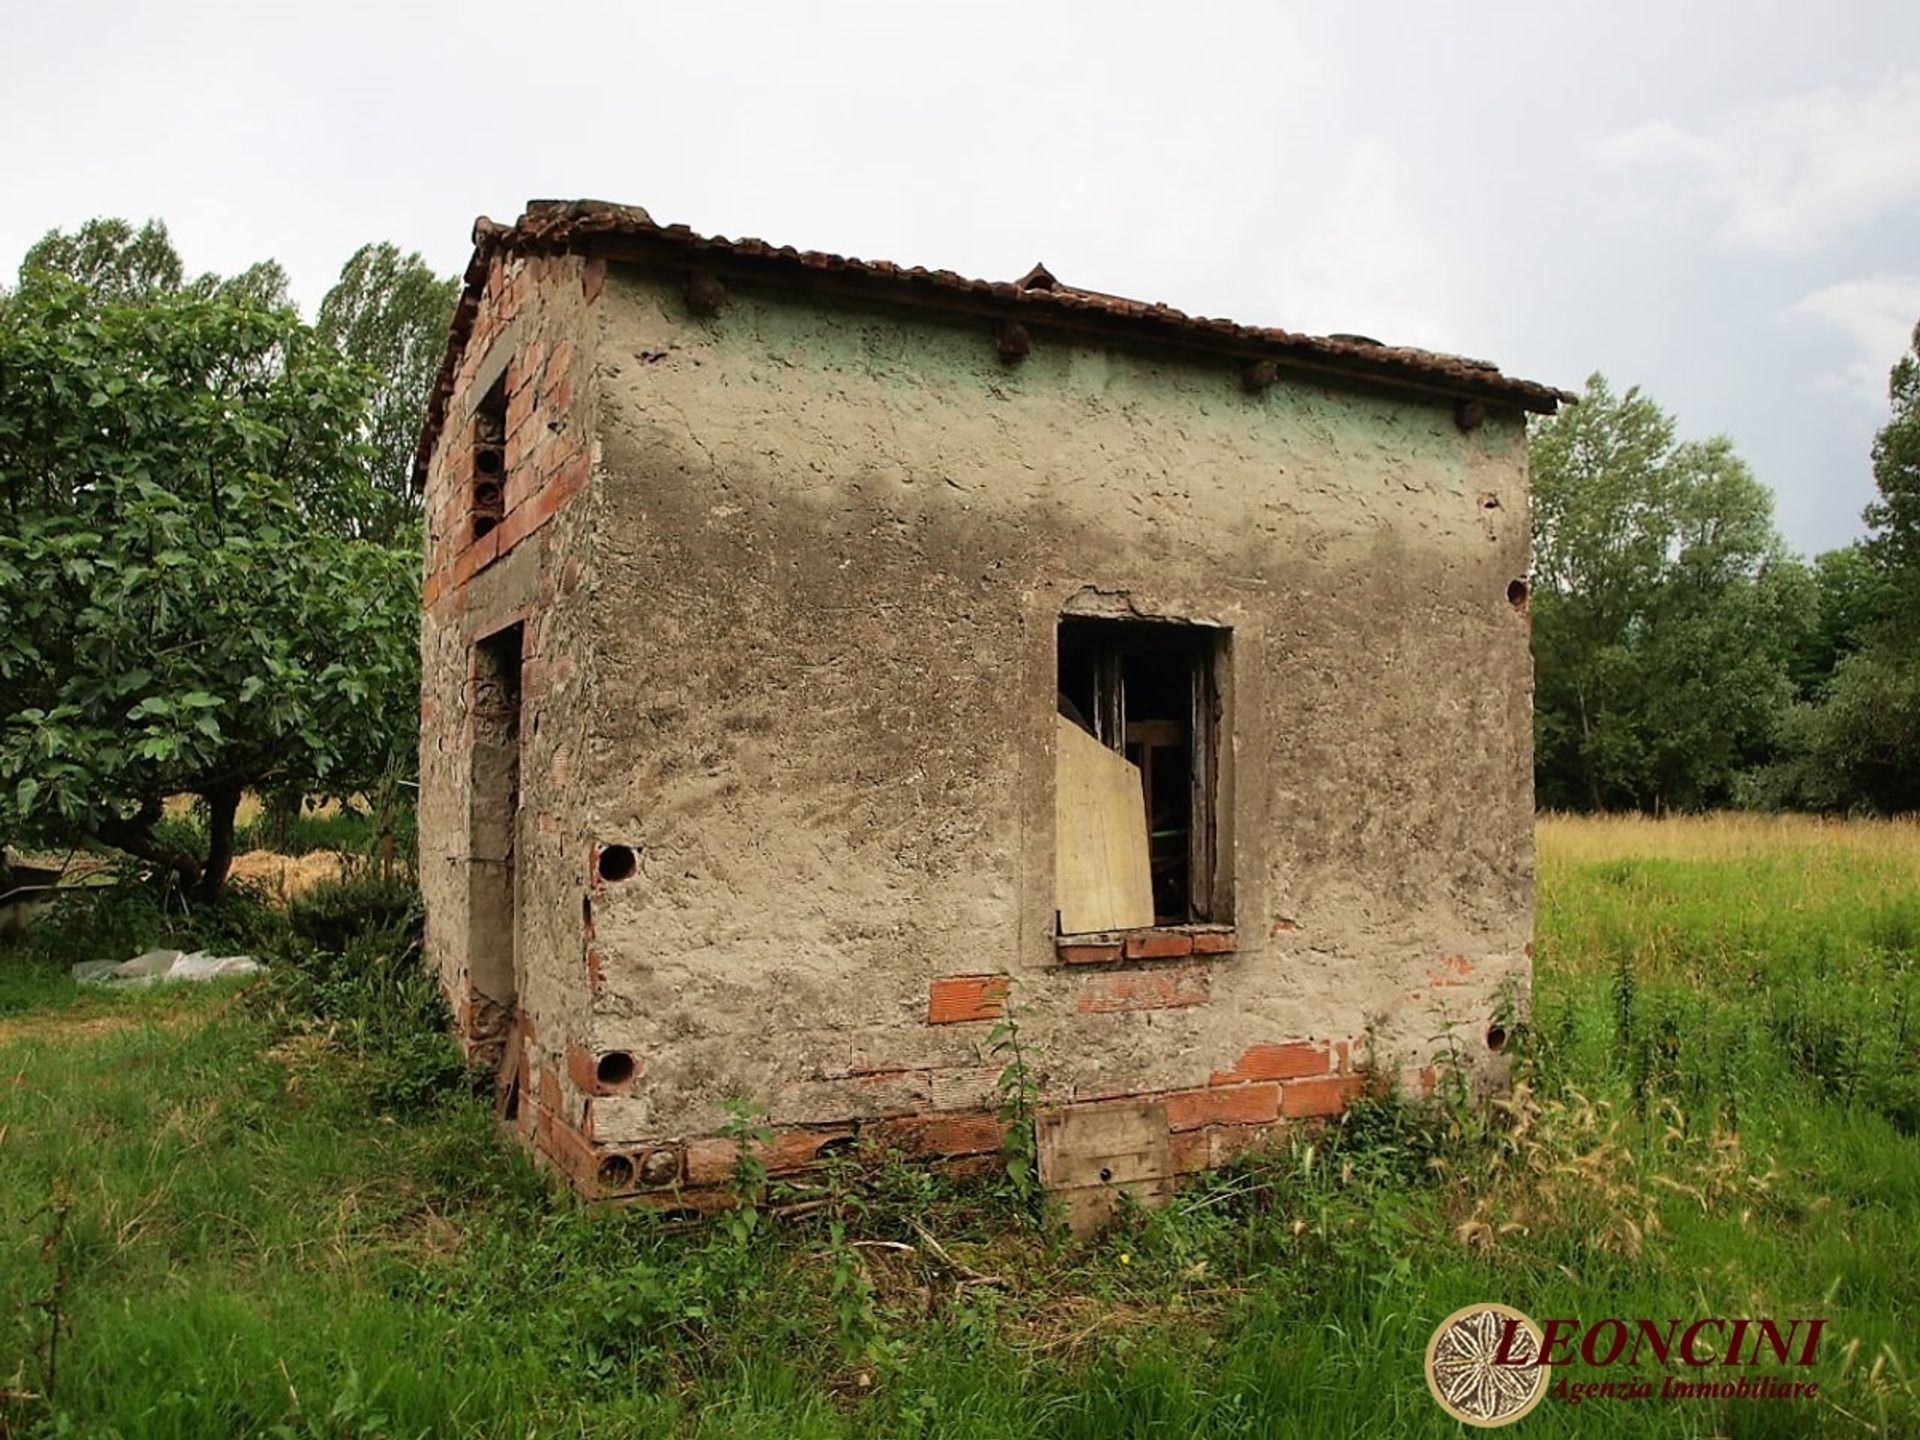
[1787,275,1920,404]
[1597,71,1920,251]
[1228,139,1479,355]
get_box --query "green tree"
[0,279,418,897]
[1866,319,1920,584]
[17,216,289,308]
[1530,374,1798,812]
[315,243,458,542]
[1784,544,1890,699]
[1779,320,1920,812]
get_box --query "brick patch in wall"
[1126,929,1194,959]
[683,1127,857,1186]
[1056,940,1124,965]
[1164,1082,1280,1131]
[927,975,1009,1024]
[1056,926,1235,965]
[1281,1075,1368,1118]
[866,1110,1004,1158]
[1077,966,1210,1014]
[1170,1121,1281,1174]
[525,1055,1379,1212]
[1208,1042,1332,1086]
[1427,953,1475,987]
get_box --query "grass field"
[2,816,1917,1438]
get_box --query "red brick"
[627,1185,737,1215]
[521,338,548,383]
[582,255,606,304]
[1173,1122,1280,1172]
[1055,941,1123,965]
[1125,929,1194,960]
[1428,954,1474,987]
[1209,1042,1330,1086]
[1191,929,1237,955]
[510,478,568,546]
[1281,1075,1367,1118]
[506,382,535,437]
[685,1137,738,1186]
[1208,1122,1278,1167]
[868,1111,1002,1157]
[566,1044,640,1096]
[1165,1084,1279,1131]
[931,1152,1001,1184]
[539,1113,602,1189]
[764,1128,854,1175]
[1169,1127,1210,1173]
[684,1127,855,1185]
[493,501,534,557]
[553,445,591,499]
[928,975,1009,1024]
[1077,966,1209,1014]
[452,530,499,586]
[503,455,535,509]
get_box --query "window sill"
[1055,925,1236,965]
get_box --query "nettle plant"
[0,279,418,898]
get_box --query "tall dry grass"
[1539,809,1920,869]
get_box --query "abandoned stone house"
[414,199,1569,1220]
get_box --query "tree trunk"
[194,783,243,902]
[96,797,202,893]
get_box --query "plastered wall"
[534,263,1538,1199]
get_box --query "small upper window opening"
[471,371,508,540]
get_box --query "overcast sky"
[6,1,1917,555]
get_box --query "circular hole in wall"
[595,1050,638,1089]
[596,1153,635,1190]
[1485,1023,1508,1054]
[639,1148,681,1187]
[472,514,498,539]
[597,844,638,883]
[1507,578,1529,610]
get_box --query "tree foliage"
[315,243,458,543]
[18,216,290,309]
[1771,321,1920,813]
[0,278,418,896]
[1530,374,1799,812]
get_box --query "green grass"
[2,818,1917,1438]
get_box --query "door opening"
[469,623,525,1035]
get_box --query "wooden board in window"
[1055,714,1155,934]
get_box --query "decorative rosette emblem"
[1425,1303,1549,1427]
